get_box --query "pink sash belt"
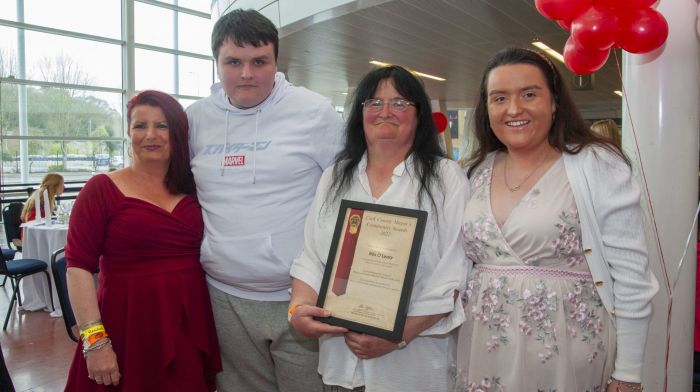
[474,263,592,280]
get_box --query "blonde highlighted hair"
[21,173,64,222]
[590,119,622,149]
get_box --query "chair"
[0,252,55,330]
[50,247,78,342]
[0,203,21,287]
[0,248,17,287]
[2,202,24,252]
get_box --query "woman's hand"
[344,332,399,360]
[289,304,348,338]
[606,378,643,392]
[86,343,120,386]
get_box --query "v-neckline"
[487,153,561,231]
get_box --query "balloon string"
[671,201,700,294]
[613,48,674,392]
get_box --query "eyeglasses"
[362,98,415,113]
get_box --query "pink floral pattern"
[518,281,559,363]
[565,280,606,362]
[470,165,491,201]
[464,213,509,263]
[465,273,515,352]
[457,153,612,392]
[465,377,504,392]
[552,210,586,268]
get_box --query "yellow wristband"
[287,304,302,322]
[79,324,105,341]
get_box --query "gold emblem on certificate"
[316,200,427,341]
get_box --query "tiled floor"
[0,280,75,391]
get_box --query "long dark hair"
[126,90,196,195]
[466,47,627,177]
[328,65,445,210]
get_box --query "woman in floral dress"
[455,48,658,392]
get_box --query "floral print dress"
[454,153,614,392]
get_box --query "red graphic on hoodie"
[224,155,245,166]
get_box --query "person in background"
[590,118,622,150]
[21,172,64,222]
[289,65,469,391]
[456,47,658,392]
[186,9,344,392]
[64,90,221,390]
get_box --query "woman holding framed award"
[289,65,470,391]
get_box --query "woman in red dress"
[64,90,221,391]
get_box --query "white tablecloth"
[19,222,68,317]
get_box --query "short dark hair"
[328,65,445,211]
[126,90,196,195]
[211,9,279,61]
[466,47,626,176]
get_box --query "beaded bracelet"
[78,319,102,331]
[607,378,643,392]
[82,337,112,359]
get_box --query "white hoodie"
[187,72,344,301]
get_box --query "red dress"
[64,174,221,391]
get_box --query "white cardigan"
[562,145,659,382]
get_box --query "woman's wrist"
[287,304,303,322]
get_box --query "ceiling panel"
[278,0,623,118]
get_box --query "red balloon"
[535,0,594,21]
[617,7,668,54]
[593,0,623,8]
[571,5,619,50]
[621,0,657,8]
[557,19,572,31]
[432,112,447,133]
[593,0,655,8]
[563,36,610,74]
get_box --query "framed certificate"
[316,199,427,341]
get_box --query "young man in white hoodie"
[186,9,344,392]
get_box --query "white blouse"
[291,154,470,391]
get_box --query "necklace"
[503,153,547,192]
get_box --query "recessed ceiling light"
[369,60,446,81]
[532,41,564,63]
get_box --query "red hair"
[127,90,195,194]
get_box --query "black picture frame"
[315,199,427,341]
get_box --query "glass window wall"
[0,0,213,185]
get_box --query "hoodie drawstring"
[252,109,260,184]
[220,111,230,176]
[220,108,260,185]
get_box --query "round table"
[19,222,69,317]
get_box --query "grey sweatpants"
[208,285,323,392]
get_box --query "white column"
[622,1,699,391]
